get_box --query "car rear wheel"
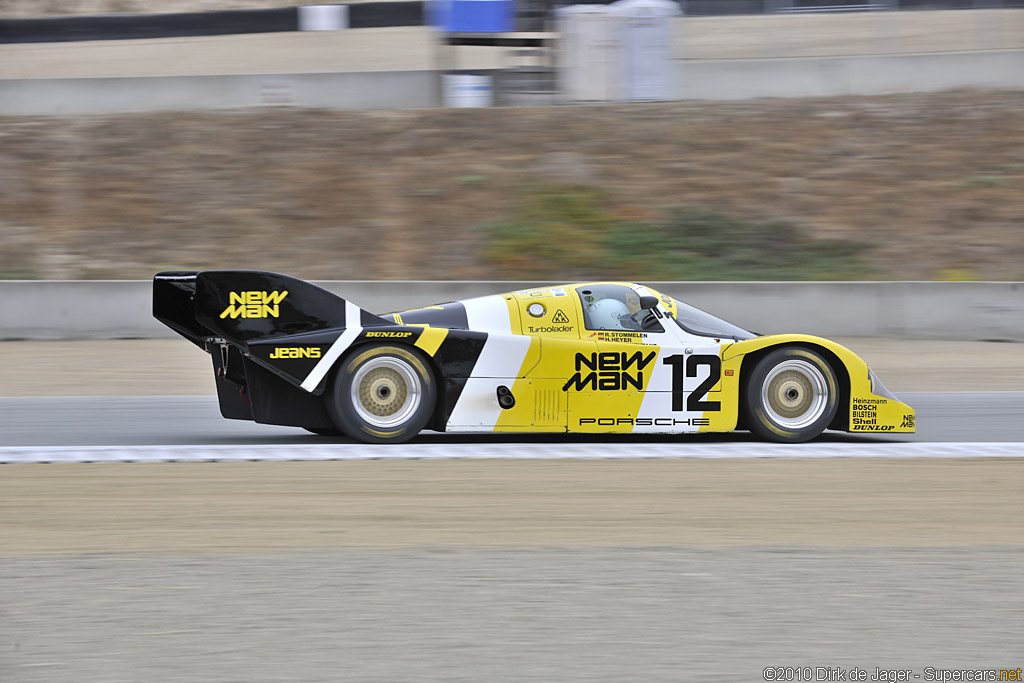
[744,347,838,443]
[326,344,436,444]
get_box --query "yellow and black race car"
[154,270,915,444]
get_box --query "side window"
[577,285,664,333]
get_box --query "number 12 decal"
[662,354,722,412]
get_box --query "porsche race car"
[154,270,915,443]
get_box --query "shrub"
[481,187,874,281]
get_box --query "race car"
[153,270,915,444]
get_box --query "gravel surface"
[3,547,1023,683]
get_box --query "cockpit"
[576,284,663,333]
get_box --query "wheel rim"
[760,359,829,430]
[350,357,422,429]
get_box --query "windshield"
[669,299,755,340]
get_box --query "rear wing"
[153,271,206,347]
[153,270,387,347]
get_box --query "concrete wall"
[0,71,439,116]
[3,49,1022,114]
[1,280,1021,341]
[676,50,1024,100]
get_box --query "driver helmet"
[588,298,632,330]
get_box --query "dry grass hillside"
[1,90,1022,281]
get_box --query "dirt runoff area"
[2,458,1023,555]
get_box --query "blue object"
[429,0,515,33]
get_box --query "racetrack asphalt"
[1,392,1021,448]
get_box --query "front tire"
[326,344,436,444]
[743,347,838,443]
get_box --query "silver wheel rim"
[350,357,421,429]
[760,359,828,430]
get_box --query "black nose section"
[496,385,515,409]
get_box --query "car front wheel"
[744,347,839,443]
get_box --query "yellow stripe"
[495,337,555,430]
[414,327,448,357]
[504,296,523,335]
[392,312,404,325]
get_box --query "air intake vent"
[534,389,561,424]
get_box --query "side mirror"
[638,295,659,310]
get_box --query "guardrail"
[0,280,1020,341]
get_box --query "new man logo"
[269,347,321,359]
[220,291,288,319]
[562,351,656,392]
[551,309,570,324]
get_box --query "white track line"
[0,442,1021,464]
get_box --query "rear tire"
[326,344,436,444]
[743,347,838,443]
